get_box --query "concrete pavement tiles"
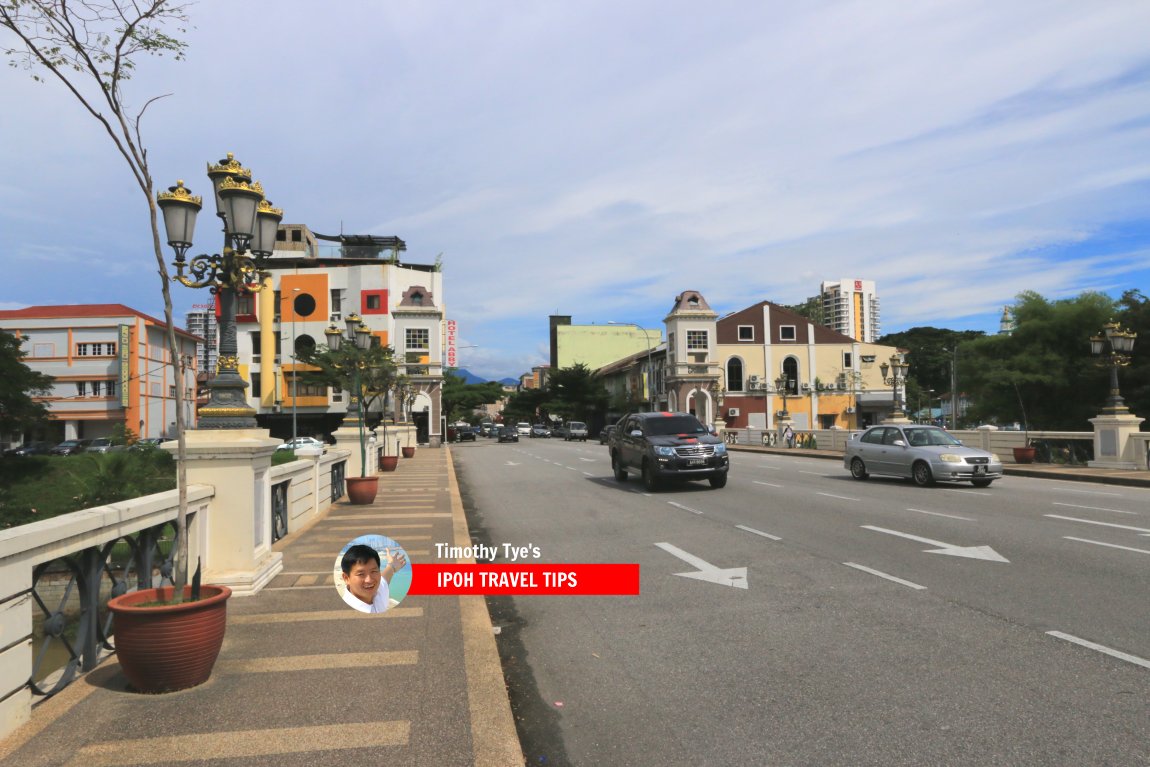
[0,446,524,767]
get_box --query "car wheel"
[612,454,628,482]
[850,457,869,480]
[641,461,661,492]
[912,461,934,487]
[709,473,727,489]
[971,478,993,488]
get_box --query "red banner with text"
[408,564,640,596]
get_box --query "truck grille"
[675,444,715,457]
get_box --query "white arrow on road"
[862,526,1010,562]
[655,542,748,589]
[505,461,520,466]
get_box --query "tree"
[296,343,400,425]
[959,291,1116,430]
[544,363,609,423]
[502,387,549,426]
[441,370,504,424]
[2,1,196,591]
[1114,289,1150,421]
[877,326,986,422]
[0,331,53,435]
[783,296,825,326]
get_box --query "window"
[291,229,302,242]
[779,326,796,342]
[843,352,853,368]
[276,230,287,241]
[76,342,116,356]
[296,382,327,397]
[76,381,87,397]
[411,292,423,306]
[251,331,261,362]
[405,327,430,351]
[331,289,342,313]
[726,358,744,392]
[236,295,255,315]
[686,330,708,351]
[366,294,381,310]
[738,326,754,341]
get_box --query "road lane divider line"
[817,492,860,502]
[906,508,973,521]
[843,563,925,590]
[1053,502,1139,515]
[943,488,983,496]
[1044,515,1150,534]
[668,501,704,515]
[1046,631,1150,671]
[1063,537,1150,555]
[736,525,781,541]
[754,480,783,488]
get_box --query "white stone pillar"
[1089,413,1146,469]
[174,429,283,596]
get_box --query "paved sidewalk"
[730,443,1150,487]
[0,446,524,767]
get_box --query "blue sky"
[2,1,1149,381]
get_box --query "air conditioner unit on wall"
[846,407,856,414]
[330,312,342,322]
[728,408,740,417]
[800,383,811,392]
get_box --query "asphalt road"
[453,437,1150,766]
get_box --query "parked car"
[131,437,171,451]
[86,437,123,454]
[564,421,588,441]
[609,412,728,491]
[530,424,551,438]
[458,427,478,442]
[551,423,568,439]
[844,424,1003,488]
[51,439,89,456]
[498,426,519,443]
[515,422,532,437]
[598,424,616,445]
[275,436,327,452]
[4,441,53,457]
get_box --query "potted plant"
[107,561,230,692]
[1011,382,1036,464]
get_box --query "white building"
[185,304,218,374]
[819,278,881,343]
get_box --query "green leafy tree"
[1114,289,1150,420]
[0,332,53,435]
[2,0,196,591]
[441,370,504,423]
[877,326,986,421]
[959,291,1116,430]
[544,363,609,423]
[296,343,399,425]
[502,387,549,425]
[783,296,826,326]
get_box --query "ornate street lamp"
[773,374,791,418]
[880,353,910,420]
[1090,321,1137,414]
[325,314,373,476]
[157,153,283,428]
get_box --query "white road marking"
[843,562,926,590]
[1044,515,1150,535]
[1057,487,1124,497]
[655,542,748,589]
[906,508,973,521]
[583,472,594,477]
[800,471,831,476]
[944,488,984,496]
[736,525,781,541]
[818,492,860,502]
[1046,631,1150,671]
[754,480,783,488]
[579,457,596,462]
[862,525,1010,562]
[505,462,520,466]
[1053,502,1139,516]
[566,466,578,471]
[1063,537,1150,555]
[668,501,704,515]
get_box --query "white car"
[516,422,532,436]
[276,437,327,452]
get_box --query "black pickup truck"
[608,412,729,491]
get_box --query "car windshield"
[570,422,586,429]
[644,416,708,436]
[903,427,962,447]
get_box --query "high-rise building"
[819,279,880,342]
[185,304,218,374]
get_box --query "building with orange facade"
[0,304,200,447]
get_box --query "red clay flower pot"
[346,475,379,503]
[108,584,230,693]
[1012,446,1036,464]
[379,455,399,472]
[401,446,416,458]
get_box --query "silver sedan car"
[844,425,1003,488]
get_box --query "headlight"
[654,446,676,457]
[989,453,1001,463]
[713,443,727,455]
[939,454,963,463]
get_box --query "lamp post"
[879,353,910,421]
[773,374,791,418]
[1090,321,1137,414]
[325,314,373,476]
[608,321,655,411]
[157,153,283,428]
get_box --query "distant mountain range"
[454,368,518,387]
